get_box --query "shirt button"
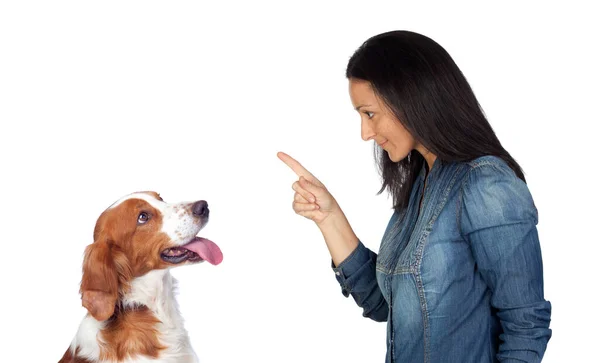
[335,271,341,276]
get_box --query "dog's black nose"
[192,200,209,218]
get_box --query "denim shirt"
[332,156,552,363]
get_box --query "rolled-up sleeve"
[331,241,388,322]
[460,161,552,362]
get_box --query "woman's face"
[349,78,417,162]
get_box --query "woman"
[278,30,551,362]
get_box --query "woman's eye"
[138,212,150,224]
[365,111,374,118]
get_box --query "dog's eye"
[138,212,151,224]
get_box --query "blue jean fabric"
[332,156,551,362]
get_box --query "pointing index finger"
[277,151,315,179]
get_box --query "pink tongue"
[182,237,223,265]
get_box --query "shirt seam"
[457,160,507,238]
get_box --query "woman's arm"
[460,160,552,362]
[319,211,389,322]
[278,151,388,322]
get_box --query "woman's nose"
[361,118,375,141]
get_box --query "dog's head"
[79,191,223,321]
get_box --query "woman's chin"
[388,153,402,163]
[387,150,410,163]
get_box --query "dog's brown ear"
[80,240,129,321]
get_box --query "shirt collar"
[418,156,441,182]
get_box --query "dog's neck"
[121,269,183,327]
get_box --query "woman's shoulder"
[465,155,510,170]
[457,155,538,233]
[458,155,536,219]
[459,155,519,182]
[438,155,521,192]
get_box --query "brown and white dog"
[59,191,223,363]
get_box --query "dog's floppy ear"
[79,240,130,321]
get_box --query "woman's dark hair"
[346,30,525,212]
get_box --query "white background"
[1,1,598,362]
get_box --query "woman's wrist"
[317,205,359,266]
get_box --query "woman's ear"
[79,240,129,321]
